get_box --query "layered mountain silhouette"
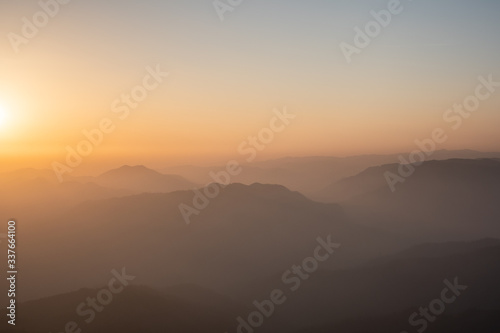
[94,165,196,193]
[0,285,244,333]
[3,240,499,333]
[253,239,500,332]
[163,150,500,195]
[18,183,403,302]
[316,158,500,242]
[0,165,195,222]
[4,153,500,332]
[0,173,128,223]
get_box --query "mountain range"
[2,151,500,332]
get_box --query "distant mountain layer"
[316,158,500,202]
[2,154,500,332]
[18,183,403,302]
[0,165,195,222]
[316,158,500,242]
[94,165,196,193]
[163,150,500,195]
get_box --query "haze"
[1,0,500,174]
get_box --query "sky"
[0,0,499,174]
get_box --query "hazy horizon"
[1,1,500,333]
[1,0,500,174]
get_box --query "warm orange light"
[0,103,9,128]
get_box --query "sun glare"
[0,104,9,128]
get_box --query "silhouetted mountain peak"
[100,165,160,177]
[207,182,315,205]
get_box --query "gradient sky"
[0,0,499,173]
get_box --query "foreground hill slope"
[0,285,242,333]
[252,240,500,332]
